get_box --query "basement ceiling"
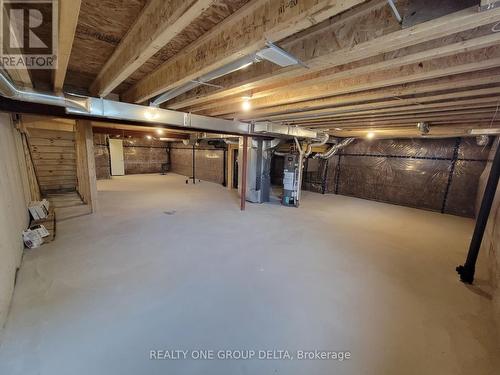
[7,0,500,138]
[64,0,250,95]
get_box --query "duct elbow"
[314,138,354,159]
[0,71,90,112]
[305,133,330,157]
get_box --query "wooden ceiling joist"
[305,112,500,128]
[54,0,82,90]
[236,69,500,119]
[204,46,500,118]
[197,31,500,117]
[121,0,369,103]
[5,17,32,88]
[166,4,500,113]
[295,106,500,123]
[329,122,500,138]
[90,0,217,97]
[255,90,500,122]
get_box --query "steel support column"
[240,136,248,211]
[456,141,500,284]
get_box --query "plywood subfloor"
[0,174,498,375]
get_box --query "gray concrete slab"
[0,174,498,375]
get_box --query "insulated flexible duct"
[314,138,355,159]
[304,133,330,157]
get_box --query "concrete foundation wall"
[0,113,29,330]
[297,137,490,217]
[94,134,169,178]
[169,143,225,185]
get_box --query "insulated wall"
[93,133,111,180]
[297,138,490,217]
[94,134,170,179]
[169,143,226,185]
[476,138,500,331]
[0,114,30,329]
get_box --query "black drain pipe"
[456,142,500,284]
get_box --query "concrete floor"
[0,174,498,375]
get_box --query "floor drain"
[163,210,177,215]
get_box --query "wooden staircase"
[45,192,91,221]
[26,127,92,221]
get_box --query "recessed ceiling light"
[366,132,375,140]
[156,129,164,135]
[146,135,152,140]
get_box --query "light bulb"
[242,100,251,111]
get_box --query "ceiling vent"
[256,42,307,68]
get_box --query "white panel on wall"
[109,139,125,176]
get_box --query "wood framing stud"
[75,120,98,213]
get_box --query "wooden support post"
[240,136,248,211]
[75,120,98,213]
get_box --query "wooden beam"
[167,0,397,109]
[237,69,500,119]
[206,46,500,117]
[122,0,369,103]
[328,122,500,138]
[305,111,500,128]
[54,0,81,90]
[5,25,32,88]
[254,87,500,121]
[203,32,500,117]
[75,120,98,213]
[300,102,500,122]
[90,0,216,97]
[167,4,500,111]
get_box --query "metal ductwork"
[304,133,330,157]
[150,42,307,107]
[314,138,355,159]
[0,71,321,140]
[0,70,89,112]
[150,54,259,107]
